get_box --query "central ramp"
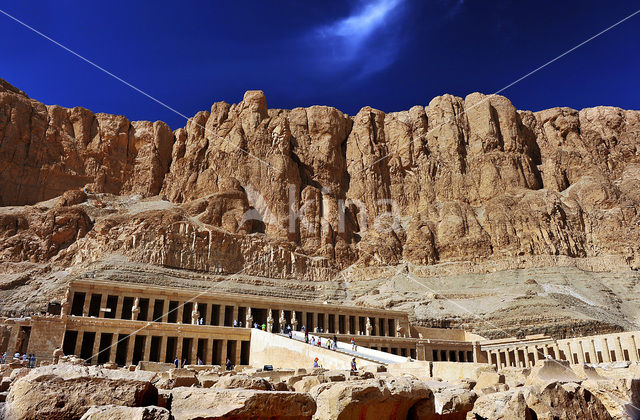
[249,329,407,370]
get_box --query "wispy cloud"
[311,0,407,78]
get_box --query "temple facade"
[2,278,640,370]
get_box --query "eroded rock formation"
[1,77,640,334]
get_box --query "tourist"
[233,319,238,328]
[313,357,319,368]
[239,321,243,328]
[14,352,20,360]
[197,357,203,365]
[333,334,338,346]
[1,352,6,364]
[261,323,266,331]
[288,329,293,339]
[317,337,322,347]
[351,357,357,372]
[181,358,187,368]
[226,358,232,371]
[174,358,179,368]
[327,339,332,350]
[29,354,36,368]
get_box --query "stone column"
[542,345,549,357]
[176,303,184,324]
[630,335,639,362]
[312,312,318,332]
[158,336,167,363]
[109,333,119,363]
[115,296,124,319]
[74,331,84,356]
[322,313,328,333]
[143,335,152,362]
[472,342,480,363]
[615,336,625,361]
[205,338,212,365]
[590,339,598,363]
[532,345,539,364]
[82,295,91,317]
[602,338,611,362]
[218,305,225,327]
[191,337,198,364]
[514,347,521,367]
[333,313,339,334]
[98,294,108,318]
[235,340,242,365]
[220,340,228,364]
[553,342,560,360]
[566,342,574,364]
[577,341,585,363]
[160,299,168,323]
[91,332,101,365]
[505,348,511,367]
[486,350,492,366]
[232,306,239,326]
[176,337,183,363]
[126,335,136,365]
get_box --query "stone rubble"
[0,359,638,419]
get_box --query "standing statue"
[396,324,404,338]
[365,317,373,336]
[191,302,200,325]
[291,311,298,331]
[279,310,287,333]
[246,307,253,328]
[266,309,274,333]
[131,297,140,321]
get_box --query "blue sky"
[1,1,639,129]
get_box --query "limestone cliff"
[1,78,639,337]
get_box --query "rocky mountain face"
[1,78,639,335]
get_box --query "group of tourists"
[2,351,36,367]
[233,319,245,328]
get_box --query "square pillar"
[109,333,119,363]
[333,313,339,334]
[191,337,198,364]
[74,331,84,356]
[220,340,228,364]
[312,313,318,332]
[82,296,91,317]
[232,306,239,326]
[160,299,169,323]
[126,335,136,365]
[235,340,242,365]
[577,341,585,363]
[91,332,101,365]
[218,305,226,327]
[158,336,167,363]
[176,337,183,363]
[115,296,124,319]
[143,335,152,362]
[505,348,511,367]
[514,347,521,367]
[205,338,212,365]
[176,303,184,324]
[98,294,108,318]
